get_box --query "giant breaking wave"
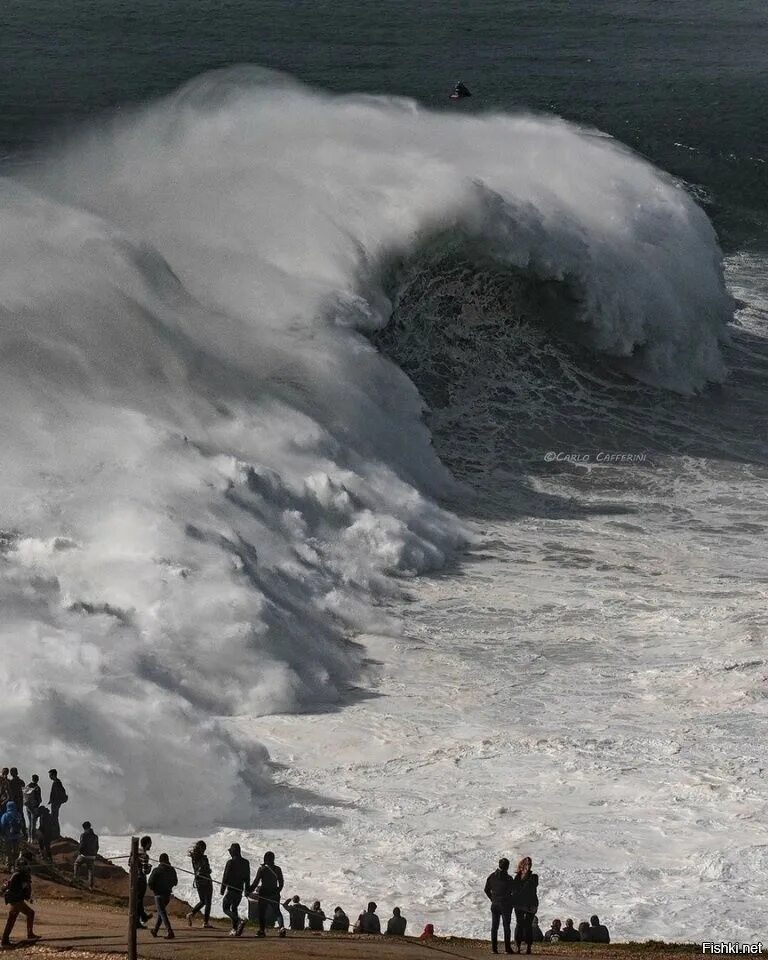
[0,68,732,830]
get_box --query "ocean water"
[2,0,767,943]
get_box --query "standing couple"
[484,857,539,955]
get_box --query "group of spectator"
[542,915,610,944]
[2,772,613,952]
[0,767,68,868]
[132,838,429,942]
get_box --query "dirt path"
[2,900,702,960]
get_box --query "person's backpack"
[23,783,41,809]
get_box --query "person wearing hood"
[0,802,25,870]
[484,857,515,954]
[249,850,285,938]
[329,906,350,931]
[221,842,250,937]
[147,853,178,939]
[1,858,40,948]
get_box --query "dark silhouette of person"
[308,901,326,931]
[578,921,590,940]
[74,821,99,890]
[249,850,285,937]
[386,906,407,936]
[35,806,55,862]
[147,853,177,939]
[0,769,9,812]
[544,918,562,942]
[0,802,25,870]
[583,915,610,943]
[7,770,25,835]
[1,858,40,947]
[47,770,68,839]
[531,917,544,942]
[452,80,472,98]
[186,840,213,927]
[329,906,350,931]
[283,895,309,931]
[23,776,42,839]
[133,836,153,928]
[355,902,381,934]
[559,918,579,942]
[221,843,250,936]
[513,856,539,954]
[484,857,515,954]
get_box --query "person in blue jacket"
[1,802,25,871]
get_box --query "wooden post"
[128,836,139,960]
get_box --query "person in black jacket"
[249,850,285,938]
[186,840,214,928]
[222,843,250,937]
[35,806,55,862]
[74,821,99,890]
[484,857,515,954]
[133,836,153,928]
[283,895,309,931]
[308,901,326,931]
[386,907,407,936]
[1,859,40,947]
[512,857,539,955]
[559,918,579,942]
[47,770,68,840]
[329,906,350,931]
[147,853,177,939]
[583,915,610,943]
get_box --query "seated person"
[282,895,309,931]
[308,901,326,931]
[585,915,610,943]
[532,916,544,942]
[559,918,580,942]
[544,919,562,942]
[329,906,350,931]
[354,902,381,934]
[578,921,591,941]
[386,907,407,936]
[419,923,435,940]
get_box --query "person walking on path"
[147,853,177,940]
[249,850,285,938]
[221,843,250,937]
[186,841,214,928]
[484,857,515,954]
[74,822,99,890]
[47,770,68,840]
[1,859,40,948]
[0,803,25,871]
[23,776,42,840]
[132,836,153,928]
[512,857,539,955]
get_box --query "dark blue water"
[2,0,766,248]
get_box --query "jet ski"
[450,81,472,100]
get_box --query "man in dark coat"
[249,850,285,937]
[386,907,407,936]
[222,843,250,936]
[484,857,515,954]
[48,770,68,839]
[583,915,610,943]
[1,859,40,947]
[147,853,177,939]
[74,821,99,890]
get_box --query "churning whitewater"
[1,67,747,937]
